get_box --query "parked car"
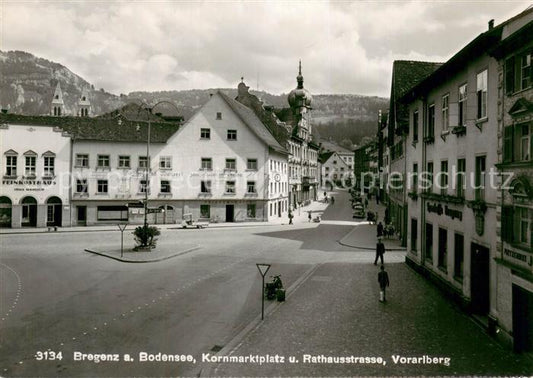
[353,204,365,218]
[181,213,209,229]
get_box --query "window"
[97,180,108,193]
[458,84,467,127]
[425,223,433,262]
[225,181,235,194]
[76,154,89,168]
[44,156,55,176]
[427,104,435,139]
[118,156,130,168]
[519,207,531,244]
[507,53,533,93]
[475,155,486,200]
[160,180,171,193]
[216,112,222,120]
[412,163,418,192]
[247,204,256,218]
[225,158,236,170]
[201,158,212,170]
[411,218,418,252]
[440,160,448,195]
[504,122,532,163]
[476,69,487,119]
[438,228,447,271]
[201,128,211,139]
[247,159,258,170]
[426,162,433,192]
[247,181,256,193]
[413,110,419,142]
[138,156,148,169]
[442,94,449,132]
[159,156,172,169]
[454,233,464,280]
[97,155,110,168]
[227,130,237,140]
[200,204,210,218]
[200,180,211,193]
[325,166,329,171]
[520,123,530,161]
[139,179,149,193]
[456,158,466,198]
[25,156,36,177]
[76,179,88,193]
[5,155,17,176]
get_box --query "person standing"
[374,238,385,265]
[308,211,312,222]
[288,211,294,225]
[378,265,390,302]
[377,221,384,238]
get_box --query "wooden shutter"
[505,57,515,95]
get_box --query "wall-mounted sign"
[427,202,463,221]
[504,248,529,265]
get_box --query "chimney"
[488,19,494,30]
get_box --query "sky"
[1,0,531,97]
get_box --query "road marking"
[0,262,23,322]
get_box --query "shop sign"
[504,248,531,266]
[3,178,56,191]
[427,202,463,221]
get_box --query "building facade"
[491,18,533,353]
[401,10,533,352]
[320,151,354,189]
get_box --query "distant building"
[353,139,378,193]
[50,82,64,116]
[77,87,91,117]
[319,150,354,190]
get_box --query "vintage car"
[181,213,209,229]
[352,204,365,218]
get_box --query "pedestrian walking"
[288,211,293,225]
[308,211,312,222]
[377,221,384,238]
[378,265,390,302]
[374,238,385,265]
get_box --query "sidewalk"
[339,199,406,251]
[0,200,330,235]
[202,262,533,377]
[84,243,201,263]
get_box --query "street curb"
[84,245,201,263]
[198,262,323,378]
[337,224,407,252]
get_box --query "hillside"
[0,50,388,144]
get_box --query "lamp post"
[133,100,180,232]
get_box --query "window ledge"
[475,117,488,131]
[245,192,258,197]
[224,192,236,196]
[3,175,18,180]
[74,165,89,169]
[117,166,131,170]
[95,193,109,196]
[158,193,172,197]
[23,175,37,180]
[198,192,212,197]
[451,125,467,136]
[73,192,89,198]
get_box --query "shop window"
[425,223,433,262]
[200,204,210,218]
[438,228,447,271]
[411,218,418,252]
[247,204,256,218]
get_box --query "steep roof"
[218,91,287,154]
[0,113,180,143]
[388,60,442,141]
[318,150,335,164]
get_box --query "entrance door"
[21,197,37,227]
[225,204,234,222]
[513,284,533,353]
[470,243,490,314]
[77,206,87,225]
[46,196,62,226]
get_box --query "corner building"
[401,8,533,352]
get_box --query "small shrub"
[133,225,160,249]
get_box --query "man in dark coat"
[377,221,384,238]
[374,239,385,265]
[378,265,390,302]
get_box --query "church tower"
[77,87,91,117]
[51,82,65,116]
[287,60,313,141]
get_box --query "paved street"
[1,190,531,377]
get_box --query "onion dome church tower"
[288,60,313,141]
[50,82,65,116]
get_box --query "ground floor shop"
[290,183,318,209]
[71,197,289,226]
[0,195,70,228]
[406,198,497,318]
